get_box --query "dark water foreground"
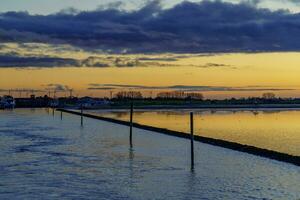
[0,109,299,199]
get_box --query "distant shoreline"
[78,104,300,110]
[7,104,300,110]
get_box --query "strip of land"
[82,104,300,110]
[57,108,300,167]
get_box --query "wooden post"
[60,111,63,120]
[52,107,54,117]
[190,112,194,169]
[129,103,133,148]
[81,105,83,126]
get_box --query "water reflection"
[128,147,135,184]
[129,147,135,160]
[1,109,300,199]
[89,109,300,156]
[185,170,197,199]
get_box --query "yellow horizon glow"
[92,109,300,155]
[1,52,300,99]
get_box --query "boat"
[0,95,16,109]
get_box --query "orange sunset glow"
[1,50,300,99]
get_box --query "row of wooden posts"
[52,103,195,169]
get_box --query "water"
[88,109,300,156]
[0,109,299,199]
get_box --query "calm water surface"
[88,109,300,156]
[0,109,299,199]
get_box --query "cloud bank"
[0,55,78,68]
[1,0,300,53]
[0,45,235,68]
[87,84,294,92]
[44,84,71,92]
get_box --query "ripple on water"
[0,109,299,200]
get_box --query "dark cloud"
[0,52,236,68]
[0,85,71,94]
[244,0,261,5]
[88,83,159,89]
[87,84,294,92]
[0,54,140,68]
[138,57,178,61]
[0,88,44,93]
[1,1,300,53]
[44,84,71,92]
[195,63,235,68]
[0,55,79,68]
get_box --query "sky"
[1,0,300,14]
[2,0,300,53]
[1,0,300,99]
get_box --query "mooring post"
[190,112,194,169]
[52,107,55,117]
[129,102,133,148]
[60,111,63,120]
[81,105,83,126]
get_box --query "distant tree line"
[115,91,143,99]
[113,91,279,101]
[113,90,204,100]
[156,91,204,100]
[9,91,300,108]
[262,92,276,99]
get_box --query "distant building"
[0,95,16,109]
[49,99,59,107]
[78,97,110,108]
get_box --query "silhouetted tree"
[262,92,276,99]
[185,92,204,100]
[157,91,204,100]
[115,91,143,99]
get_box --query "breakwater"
[57,108,300,167]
